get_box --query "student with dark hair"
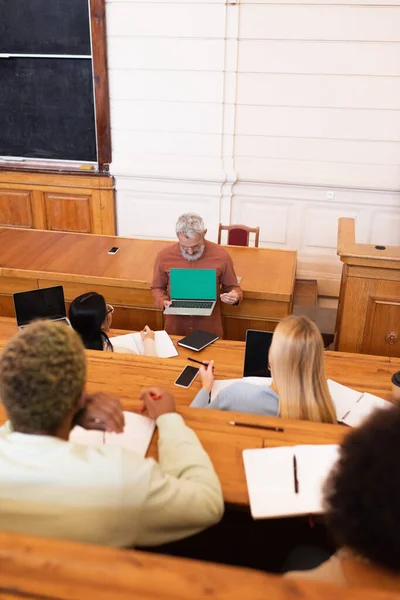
[69,292,156,356]
[286,404,400,590]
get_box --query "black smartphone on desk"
[243,330,273,377]
[174,365,199,388]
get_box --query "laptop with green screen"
[164,268,217,316]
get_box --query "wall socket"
[326,191,335,200]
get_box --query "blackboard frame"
[0,0,111,174]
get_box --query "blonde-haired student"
[190,315,337,424]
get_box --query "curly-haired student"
[286,404,400,590]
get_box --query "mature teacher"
[151,213,243,337]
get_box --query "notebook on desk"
[243,444,339,519]
[164,268,217,316]
[70,411,155,456]
[327,380,390,427]
[109,330,178,358]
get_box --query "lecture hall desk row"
[0,317,399,508]
[1,531,400,600]
[0,226,297,340]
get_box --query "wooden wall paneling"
[362,295,400,358]
[44,192,93,233]
[0,171,115,235]
[223,317,278,341]
[0,189,33,228]
[90,0,112,171]
[31,189,47,229]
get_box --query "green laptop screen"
[170,269,217,300]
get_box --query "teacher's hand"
[220,290,240,305]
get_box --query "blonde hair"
[0,320,86,435]
[269,315,336,424]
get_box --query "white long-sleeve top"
[0,414,223,547]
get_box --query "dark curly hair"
[324,404,400,572]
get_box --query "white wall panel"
[370,211,400,246]
[236,106,400,141]
[112,130,221,157]
[107,3,225,38]
[238,41,400,76]
[234,158,400,189]
[301,207,361,252]
[111,100,223,134]
[107,38,225,71]
[236,73,400,110]
[240,6,400,41]
[234,137,400,166]
[109,71,223,103]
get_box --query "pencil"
[228,420,284,433]
[293,454,299,494]
[188,357,209,367]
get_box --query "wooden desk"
[0,317,398,506]
[336,217,400,357]
[0,227,297,340]
[2,531,400,600]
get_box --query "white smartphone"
[108,246,120,254]
[174,365,199,388]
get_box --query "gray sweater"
[190,382,279,417]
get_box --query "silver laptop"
[13,286,71,329]
[164,268,217,317]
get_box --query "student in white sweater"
[0,321,224,547]
[69,291,156,355]
[191,315,337,424]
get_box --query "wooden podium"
[336,218,400,357]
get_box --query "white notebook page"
[110,330,178,358]
[243,444,339,519]
[70,411,155,457]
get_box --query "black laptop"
[13,286,71,329]
[243,330,274,378]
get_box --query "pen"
[228,420,284,433]
[293,454,299,494]
[188,357,209,367]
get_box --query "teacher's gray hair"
[176,213,205,239]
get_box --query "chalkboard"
[0,0,91,55]
[0,58,97,162]
[0,0,99,164]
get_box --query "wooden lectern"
[336,218,400,357]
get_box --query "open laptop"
[164,268,217,316]
[243,330,273,377]
[13,286,71,329]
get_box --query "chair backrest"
[218,224,260,247]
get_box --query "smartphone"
[108,246,120,254]
[174,365,199,388]
[243,330,273,378]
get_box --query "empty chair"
[218,224,260,247]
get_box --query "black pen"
[228,420,284,433]
[293,454,299,494]
[188,357,209,367]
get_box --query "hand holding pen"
[139,387,176,419]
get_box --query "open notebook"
[109,330,178,359]
[327,380,390,427]
[243,444,339,519]
[69,411,155,457]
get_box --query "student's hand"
[139,387,176,419]
[199,361,214,393]
[220,290,240,305]
[77,392,125,433]
[140,325,155,341]
[163,300,172,309]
